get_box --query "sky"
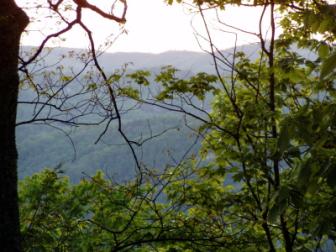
[18,0,270,53]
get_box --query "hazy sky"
[19,0,269,53]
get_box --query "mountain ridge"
[20,42,261,73]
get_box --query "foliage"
[119,0,336,250]
[18,0,336,251]
[19,168,232,251]
[20,169,167,251]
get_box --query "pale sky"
[18,0,270,53]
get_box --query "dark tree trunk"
[0,1,29,251]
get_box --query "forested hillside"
[17,111,200,181]
[16,49,219,181]
[16,44,305,181]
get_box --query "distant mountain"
[20,43,262,73]
[16,43,263,181]
[17,113,200,183]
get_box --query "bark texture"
[0,1,28,251]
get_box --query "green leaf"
[127,70,151,86]
[86,83,97,90]
[277,122,290,155]
[118,87,140,99]
[268,185,291,222]
[318,44,330,59]
[318,17,333,33]
[61,75,72,82]
[320,51,336,80]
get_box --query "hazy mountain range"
[21,43,261,73]
[16,43,264,182]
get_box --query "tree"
[1,2,29,250]
[4,0,336,251]
[18,0,336,248]
[0,1,127,250]
[116,0,336,250]
[19,168,217,251]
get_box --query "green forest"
[1,0,336,251]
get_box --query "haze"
[18,0,269,53]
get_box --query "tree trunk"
[0,1,29,251]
